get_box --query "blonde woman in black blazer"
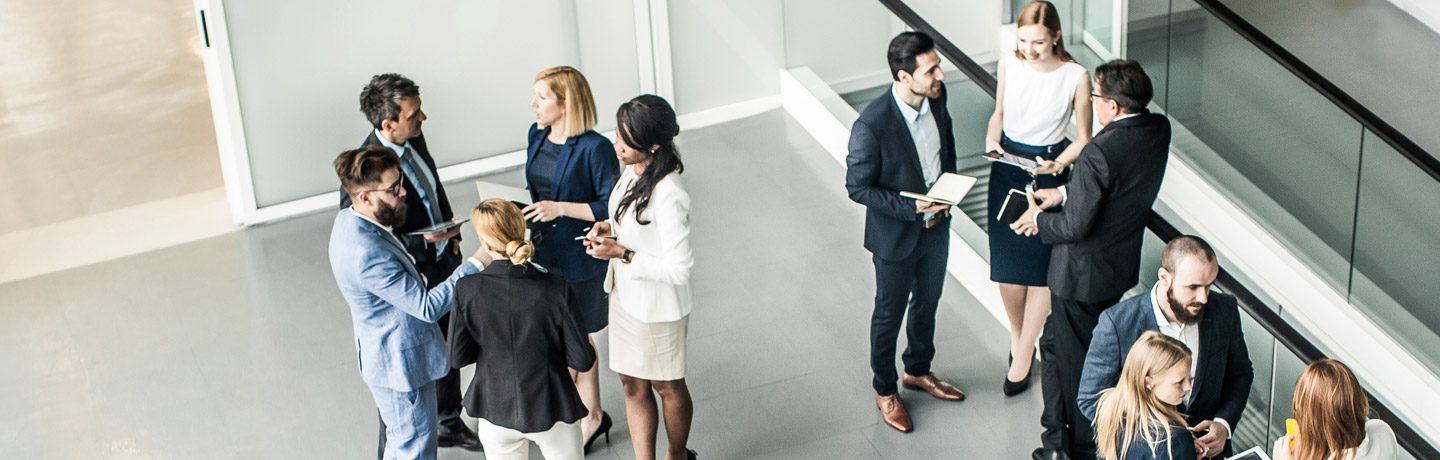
[450,199,596,460]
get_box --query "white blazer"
[604,166,693,323]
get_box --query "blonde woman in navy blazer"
[520,66,619,452]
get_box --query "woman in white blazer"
[585,94,697,460]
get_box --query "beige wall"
[0,0,221,234]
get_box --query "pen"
[574,235,617,241]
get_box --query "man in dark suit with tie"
[1010,60,1173,460]
[340,73,483,455]
[846,31,966,434]
[1077,235,1254,459]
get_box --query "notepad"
[899,173,978,206]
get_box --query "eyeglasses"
[362,177,405,196]
[1090,93,1112,101]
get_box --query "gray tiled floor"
[0,110,1041,459]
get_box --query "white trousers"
[474,417,582,460]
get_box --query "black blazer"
[845,85,958,260]
[525,124,619,282]
[1037,113,1171,302]
[339,132,459,268]
[1078,291,1255,444]
[448,260,596,433]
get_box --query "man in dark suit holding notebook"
[845,31,965,434]
[1011,59,1173,460]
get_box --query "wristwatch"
[621,249,635,264]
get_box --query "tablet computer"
[1226,446,1272,460]
[406,218,469,236]
[983,150,1040,170]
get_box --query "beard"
[1166,285,1205,325]
[375,199,407,229]
[909,80,943,100]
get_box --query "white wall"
[666,0,786,114]
[1389,0,1440,35]
[781,0,895,88]
[218,0,640,207]
[903,0,1003,63]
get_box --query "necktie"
[403,147,446,255]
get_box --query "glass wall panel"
[1350,130,1440,376]
[1163,0,1360,293]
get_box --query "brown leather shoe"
[902,373,966,401]
[874,393,913,433]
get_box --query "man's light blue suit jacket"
[328,209,480,392]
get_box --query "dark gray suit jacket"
[1078,291,1255,439]
[845,85,957,261]
[1037,113,1171,302]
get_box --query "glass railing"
[780,0,1437,457]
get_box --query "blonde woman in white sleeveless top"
[584,95,699,460]
[984,0,1093,397]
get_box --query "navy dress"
[988,134,1070,286]
[525,125,619,334]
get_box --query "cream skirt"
[607,302,688,381]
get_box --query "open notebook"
[899,173,978,206]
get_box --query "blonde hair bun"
[505,240,534,265]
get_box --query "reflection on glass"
[1164,0,1360,292]
[1350,130,1440,377]
[1082,0,1115,57]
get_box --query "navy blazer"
[339,132,459,269]
[1079,290,1255,448]
[525,124,619,282]
[845,84,957,260]
[1114,424,1197,459]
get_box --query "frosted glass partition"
[219,0,640,207]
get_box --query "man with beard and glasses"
[846,31,965,434]
[329,145,490,460]
[1076,235,1254,459]
[341,74,485,455]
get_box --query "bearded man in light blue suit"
[328,145,487,460]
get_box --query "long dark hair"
[614,94,683,225]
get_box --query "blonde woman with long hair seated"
[1273,359,1398,460]
[1094,331,1197,460]
[448,199,597,460]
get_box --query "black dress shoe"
[1032,447,1070,460]
[437,420,484,452]
[584,411,613,454]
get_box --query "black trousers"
[378,246,465,459]
[869,225,949,395]
[1039,294,1120,460]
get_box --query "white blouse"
[603,166,694,323]
[1001,53,1088,146]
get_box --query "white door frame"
[195,0,676,226]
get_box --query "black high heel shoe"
[1003,352,1034,397]
[687,449,698,459]
[584,411,613,454]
